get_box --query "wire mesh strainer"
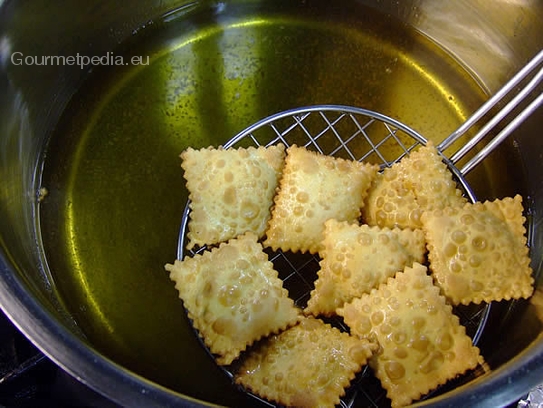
[176,50,543,407]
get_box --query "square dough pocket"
[306,219,426,316]
[264,145,379,254]
[181,144,285,250]
[363,142,466,230]
[165,232,300,365]
[421,195,533,305]
[235,317,376,408]
[338,263,483,408]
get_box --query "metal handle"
[437,50,543,175]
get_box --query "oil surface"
[39,1,513,406]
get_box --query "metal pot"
[1,1,542,407]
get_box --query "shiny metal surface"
[0,1,542,407]
[440,49,543,174]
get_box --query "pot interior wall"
[1,0,542,407]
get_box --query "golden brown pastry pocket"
[165,232,300,365]
[421,195,533,305]
[235,317,376,408]
[264,145,379,254]
[306,219,426,316]
[181,144,285,250]
[338,263,483,408]
[364,141,466,229]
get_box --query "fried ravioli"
[265,145,378,254]
[421,195,533,305]
[166,232,300,365]
[306,219,426,316]
[181,144,285,250]
[338,263,483,408]
[363,142,466,229]
[235,317,376,408]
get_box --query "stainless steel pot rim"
[0,256,215,408]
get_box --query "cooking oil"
[39,1,504,406]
